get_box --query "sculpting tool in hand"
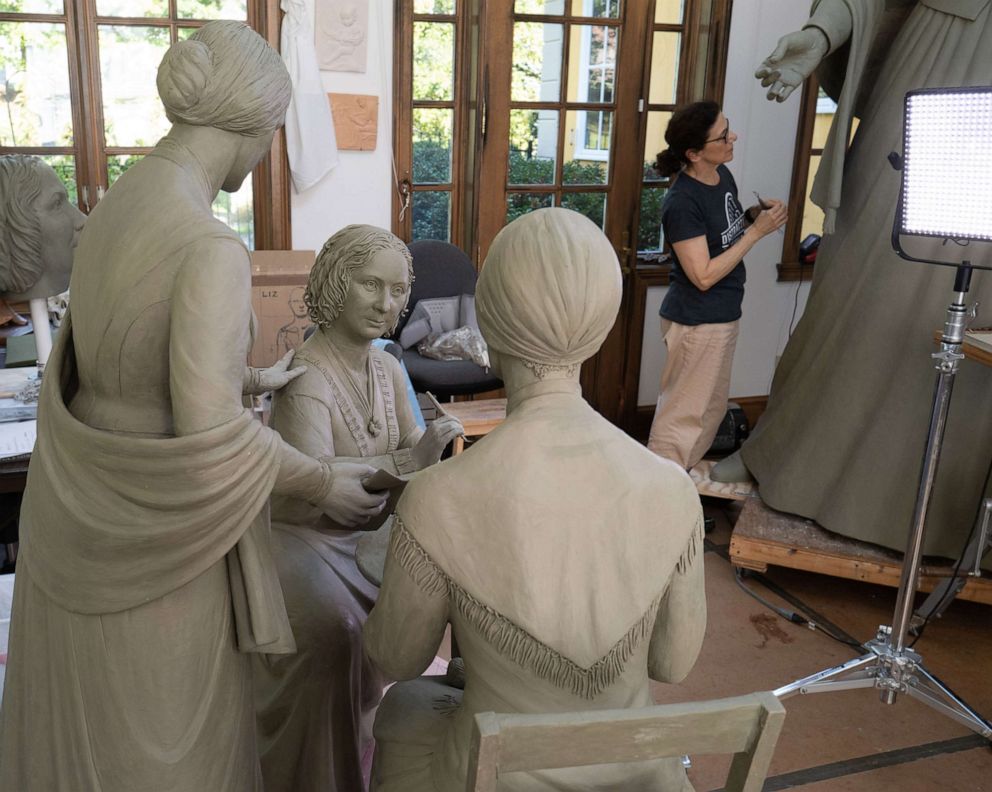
[425,390,447,418]
[753,191,785,234]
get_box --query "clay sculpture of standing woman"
[0,21,385,791]
[735,0,992,561]
[254,225,463,792]
[366,207,707,792]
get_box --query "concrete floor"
[652,499,992,792]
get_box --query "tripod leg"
[774,653,876,699]
[904,665,992,739]
[912,498,992,630]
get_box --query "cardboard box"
[249,250,315,368]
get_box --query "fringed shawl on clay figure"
[253,225,462,792]
[365,208,707,792]
[0,21,387,791]
[740,0,992,564]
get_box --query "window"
[778,76,852,281]
[574,3,617,161]
[0,0,287,249]
[393,0,468,245]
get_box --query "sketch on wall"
[328,93,378,150]
[315,0,368,73]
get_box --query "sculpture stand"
[774,264,992,741]
[28,296,52,375]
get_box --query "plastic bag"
[417,325,490,369]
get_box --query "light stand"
[773,87,992,741]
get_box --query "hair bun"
[157,38,213,114]
[655,148,683,178]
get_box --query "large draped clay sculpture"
[0,21,386,791]
[727,0,992,562]
[365,207,707,792]
[0,154,86,370]
[253,224,462,792]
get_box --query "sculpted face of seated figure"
[254,224,463,792]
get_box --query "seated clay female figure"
[254,224,463,792]
[365,208,707,792]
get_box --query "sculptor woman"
[0,22,384,791]
[647,102,786,471]
[366,208,707,792]
[254,225,462,792]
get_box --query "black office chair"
[392,240,502,400]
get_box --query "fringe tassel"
[675,515,705,575]
[390,518,449,597]
[391,520,663,700]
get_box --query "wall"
[637,0,814,405]
[289,0,396,251]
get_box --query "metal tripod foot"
[775,629,992,740]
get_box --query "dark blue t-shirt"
[659,164,747,326]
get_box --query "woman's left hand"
[411,414,465,469]
[243,349,307,395]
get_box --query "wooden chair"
[465,692,785,792]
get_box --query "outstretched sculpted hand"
[318,461,388,528]
[411,414,465,469]
[755,27,829,103]
[243,349,307,395]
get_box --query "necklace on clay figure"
[326,341,382,438]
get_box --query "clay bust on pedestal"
[365,207,708,792]
[254,224,462,792]
[0,154,86,370]
[0,21,386,792]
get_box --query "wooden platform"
[729,498,992,606]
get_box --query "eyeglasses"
[705,119,731,145]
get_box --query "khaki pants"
[647,318,740,470]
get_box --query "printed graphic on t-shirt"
[721,192,746,249]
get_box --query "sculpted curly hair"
[305,225,413,330]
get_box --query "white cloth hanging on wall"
[281,0,339,192]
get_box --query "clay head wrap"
[156,20,291,136]
[305,224,413,330]
[0,154,46,295]
[475,207,622,378]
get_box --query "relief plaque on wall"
[328,93,378,151]
[315,0,368,73]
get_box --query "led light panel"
[900,87,992,242]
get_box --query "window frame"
[0,0,290,250]
[777,75,819,282]
[573,10,615,162]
